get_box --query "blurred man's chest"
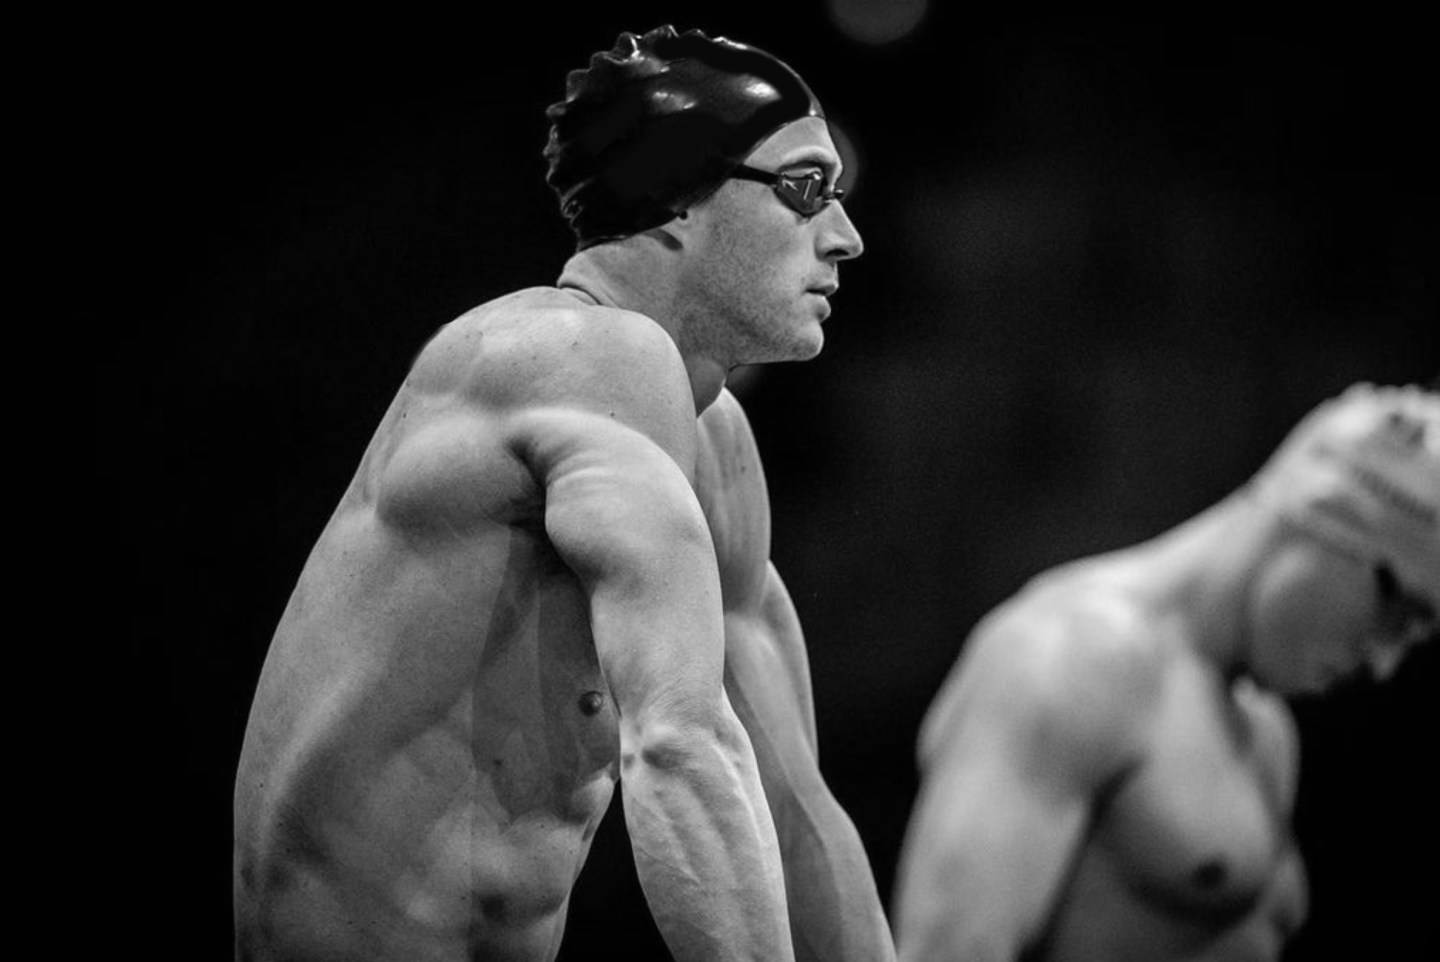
[1093,661,1299,920]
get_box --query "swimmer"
[233,25,893,962]
[893,383,1439,961]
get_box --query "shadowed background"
[106,3,1436,958]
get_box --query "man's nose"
[819,201,864,262]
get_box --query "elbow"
[630,725,699,774]
[621,709,746,776]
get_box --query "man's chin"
[1276,667,1349,699]
[795,318,826,358]
[745,317,825,365]
[762,329,824,364]
[785,342,824,365]
[1246,662,1308,698]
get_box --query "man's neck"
[556,244,729,414]
[1121,494,1277,678]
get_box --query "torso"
[233,288,759,962]
[1028,571,1309,962]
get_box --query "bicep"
[528,408,729,724]
[898,742,1092,959]
[896,619,1148,960]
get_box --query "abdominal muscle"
[235,506,622,962]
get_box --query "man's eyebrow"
[777,149,841,179]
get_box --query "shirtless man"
[892,382,1439,962]
[233,26,894,962]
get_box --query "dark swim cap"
[544,25,824,250]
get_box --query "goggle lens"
[732,166,845,217]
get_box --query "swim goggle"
[730,165,846,217]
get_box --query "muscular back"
[234,288,699,962]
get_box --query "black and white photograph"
[105,3,1437,959]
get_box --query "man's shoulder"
[925,572,1165,766]
[981,571,1165,688]
[412,288,687,408]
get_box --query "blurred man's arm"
[892,611,1151,962]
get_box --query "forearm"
[772,787,895,962]
[622,709,796,962]
[721,604,892,961]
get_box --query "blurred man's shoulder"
[970,570,1168,711]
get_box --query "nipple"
[578,690,605,716]
[1193,859,1227,889]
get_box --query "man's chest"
[1095,667,1300,917]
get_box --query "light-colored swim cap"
[1253,382,1440,606]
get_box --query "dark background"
[104,2,1436,958]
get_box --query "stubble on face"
[676,116,850,369]
[683,189,825,368]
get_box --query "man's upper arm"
[493,314,803,959]
[374,304,698,537]
[501,308,734,725]
[896,607,1155,961]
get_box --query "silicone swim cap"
[1253,383,1440,607]
[544,25,823,250]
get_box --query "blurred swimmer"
[893,382,1439,962]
